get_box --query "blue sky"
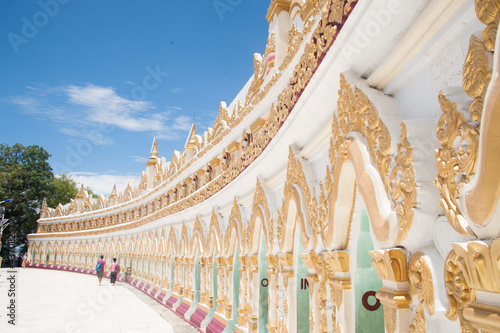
[0,0,269,196]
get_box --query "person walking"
[110,258,120,286]
[22,253,27,268]
[96,255,106,286]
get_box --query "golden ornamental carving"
[475,0,500,51]
[319,250,351,330]
[337,74,392,189]
[385,307,397,333]
[434,0,498,237]
[408,251,435,316]
[434,93,479,237]
[409,303,426,333]
[167,226,177,256]
[225,198,243,255]
[245,33,276,106]
[249,179,273,253]
[266,0,292,22]
[325,74,416,244]
[211,102,230,141]
[191,216,206,255]
[444,240,500,332]
[408,251,436,333]
[208,209,222,255]
[370,248,409,302]
[316,254,329,333]
[279,147,315,250]
[463,35,491,121]
[180,223,189,256]
[389,123,417,243]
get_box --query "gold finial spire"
[147,138,159,166]
[41,197,48,210]
[40,197,49,218]
[109,184,117,198]
[76,184,86,199]
[184,123,197,150]
[151,137,158,158]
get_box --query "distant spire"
[151,137,158,158]
[109,184,117,198]
[184,123,197,150]
[40,197,49,218]
[76,184,86,199]
[147,138,159,166]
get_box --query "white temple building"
[28,1,500,332]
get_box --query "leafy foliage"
[0,144,95,259]
[0,144,53,257]
[47,174,79,208]
[85,186,98,199]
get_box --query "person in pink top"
[110,258,120,286]
[96,255,106,286]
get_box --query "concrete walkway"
[0,268,198,333]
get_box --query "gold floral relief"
[463,35,491,122]
[245,33,276,106]
[389,124,417,243]
[249,179,273,253]
[279,147,314,251]
[326,74,416,244]
[191,216,206,255]
[445,239,500,332]
[224,198,244,255]
[385,306,397,333]
[434,0,499,236]
[475,0,500,51]
[444,247,475,324]
[434,93,479,237]
[408,251,435,333]
[443,241,500,332]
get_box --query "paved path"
[0,268,198,333]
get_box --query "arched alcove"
[294,225,310,333]
[353,207,384,332]
[258,226,269,332]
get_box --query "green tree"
[85,186,99,199]
[47,174,79,208]
[0,144,99,262]
[0,144,54,258]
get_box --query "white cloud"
[7,83,191,143]
[130,155,148,163]
[66,171,141,197]
[65,84,162,132]
[156,115,193,141]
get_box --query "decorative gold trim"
[266,0,292,22]
[409,251,435,315]
[225,198,243,256]
[279,147,313,251]
[323,74,416,245]
[370,248,408,283]
[208,208,222,256]
[434,93,479,237]
[434,0,499,236]
[248,178,273,254]
[444,240,500,332]
[190,216,206,257]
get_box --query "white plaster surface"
[0,268,196,333]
